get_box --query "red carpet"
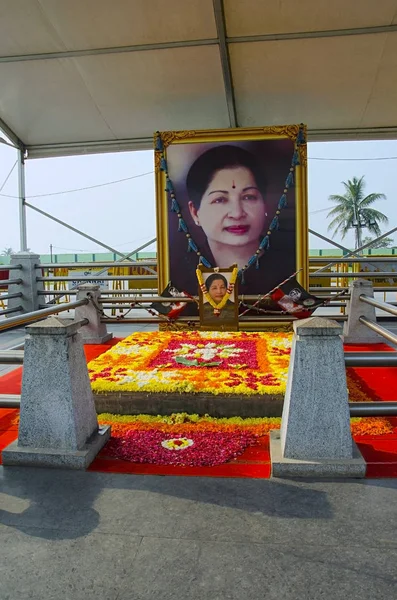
[1,339,397,478]
[0,338,122,395]
[345,343,397,401]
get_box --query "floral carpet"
[87,331,372,402]
[94,411,397,478]
[1,409,396,478]
[1,333,397,478]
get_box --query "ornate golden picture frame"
[155,125,308,316]
[197,265,239,332]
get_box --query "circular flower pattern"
[161,437,194,451]
[106,429,256,466]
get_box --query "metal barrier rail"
[1,393,395,414]
[345,352,397,367]
[0,351,24,364]
[39,261,157,269]
[349,402,397,416]
[360,294,397,317]
[359,316,397,346]
[311,287,397,292]
[0,350,390,367]
[0,306,23,316]
[37,290,158,296]
[310,257,397,263]
[100,315,349,324]
[98,296,347,304]
[310,272,397,278]
[0,298,89,333]
[5,264,22,270]
[36,275,158,282]
[0,292,23,301]
[0,278,23,286]
[39,289,351,300]
[101,296,196,303]
[3,349,392,367]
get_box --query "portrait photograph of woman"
[156,129,307,317]
[201,271,236,324]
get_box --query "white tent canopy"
[1,0,397,158]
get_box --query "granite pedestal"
[2,316,110,469]
[75,284,112,344]
[270,317,366,478]
[7,252,44,315]
[343,279,380,344]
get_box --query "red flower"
[105,429,256,467]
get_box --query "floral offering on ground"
[88,331,292,395]
[96,412,395,466]
[87,331,374,402]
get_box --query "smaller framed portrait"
[197,265,239,331]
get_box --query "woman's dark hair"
[186,145,266,208]
[205,273,228,289]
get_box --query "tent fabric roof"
[1,0,397,157]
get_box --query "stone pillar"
[75,284,112,344]
[270,317,365,478]
[2,316,111,469]
[343,279,380,344]
[7,252,44,315]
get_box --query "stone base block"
[269,430,366,478]
[2,426,111,470]
[82,332,113,345]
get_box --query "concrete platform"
[1,467,397,600]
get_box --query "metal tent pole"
[18,148,28,251]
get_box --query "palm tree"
[1,247,14,256]
[362,236,394,249]
[327,176,388,249]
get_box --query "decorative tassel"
[292,150,300,166]
[269,216,279,231]
[200,256,212,268]
[285,172,294,187]
[297,126,305,145]
[278,194,287,209]
[248,255,257,267]
[165,178,174,193]
[155,133,163,152]
[160,157,167,171]
[256,256,260,269]
[259,235,270,250]
[239,269,245,285]
[178,218,188,233]
[171,197,179,212]
[188,238,198,253]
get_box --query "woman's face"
[189,166,266,249]
[208,277,227,302]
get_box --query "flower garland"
[97,413,395,440]
[155,125,306,283]
[196,265,238,315]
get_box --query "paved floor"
[1,469,396,600]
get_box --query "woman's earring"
[265,212,268,217]
[195,220,200,226]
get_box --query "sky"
[1,138,397,256]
